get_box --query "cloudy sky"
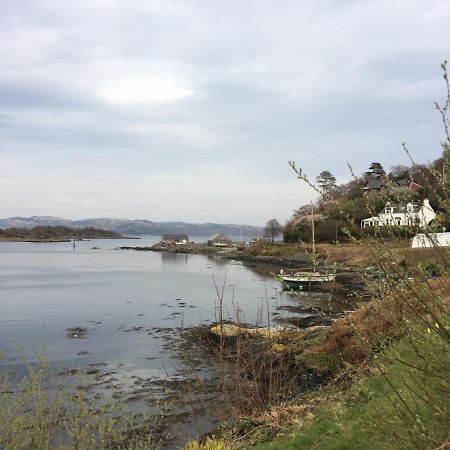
[1,0,449,225]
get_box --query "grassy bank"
[244,240,450,270]
[187,302,449,450]
[186,236,449,449]
[251,325,449,450]
[243,241,375,268]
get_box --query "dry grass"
[244,240,382,268]
[244,241,307,258]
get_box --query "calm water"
[0,236,280,376]
[0,236,355,446]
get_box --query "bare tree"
[388,164,411,179]
[263,219,283,242]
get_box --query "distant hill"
[0,216,263,238]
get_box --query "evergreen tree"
[366,162,386,176]
[316,170,337,201]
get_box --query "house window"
[385,207,393,214]
[407,203,414,213]
[395,218,401,226]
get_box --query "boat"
[280,270,336,290]
[279,204,336,290]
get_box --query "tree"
[316,170,337,201]
[366,162,386,176]
[263,219,283,242]
[389,164,410,179]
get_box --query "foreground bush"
[0,356,156,449]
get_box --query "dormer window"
[385,207,393,214]
[406,203,414,213]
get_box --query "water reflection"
[160,251,188,268]
[205,253,229,267]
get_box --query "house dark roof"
[394,178,410,187]
[363,177,384,190]
[363,176,423,193]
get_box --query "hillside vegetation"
[0,226,125,241]
[284,153,450,244]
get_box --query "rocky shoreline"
[121,242,317,267]
[118,242,366,278]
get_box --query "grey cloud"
[0,0,449,224]
[0,80,95,110]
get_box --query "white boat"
[279,204,335,290]
[280,270,336,290]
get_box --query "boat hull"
[280,273,336,290]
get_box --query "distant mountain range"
[0,216,263,238]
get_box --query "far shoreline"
[0,225,139,243]
[0,236,140,243]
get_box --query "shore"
[119,239,444,272]
[0,236,138,242]
[118,240,374,271]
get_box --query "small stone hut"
[207,233,232,246]
[161,233,188,243]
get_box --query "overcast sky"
[1,0,449,225]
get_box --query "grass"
[184,437,229,449]
[244,241,376,269]
[193,267,449,450]
[244,241,310,258]
[250,325,449,450]
[246,240,450,270]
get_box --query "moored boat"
[279,203,335,290]
[279,270,336,290]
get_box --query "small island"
[0,226,128,242]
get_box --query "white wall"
[411,232,450,248]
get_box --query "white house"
[412,232,450,248]
[361,199,436,228]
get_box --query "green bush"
[295,351,341,377]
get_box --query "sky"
[0,0,449,226]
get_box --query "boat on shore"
[279,269,336,290]
[279,204,335,290]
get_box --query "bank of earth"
[180,242,449,450]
